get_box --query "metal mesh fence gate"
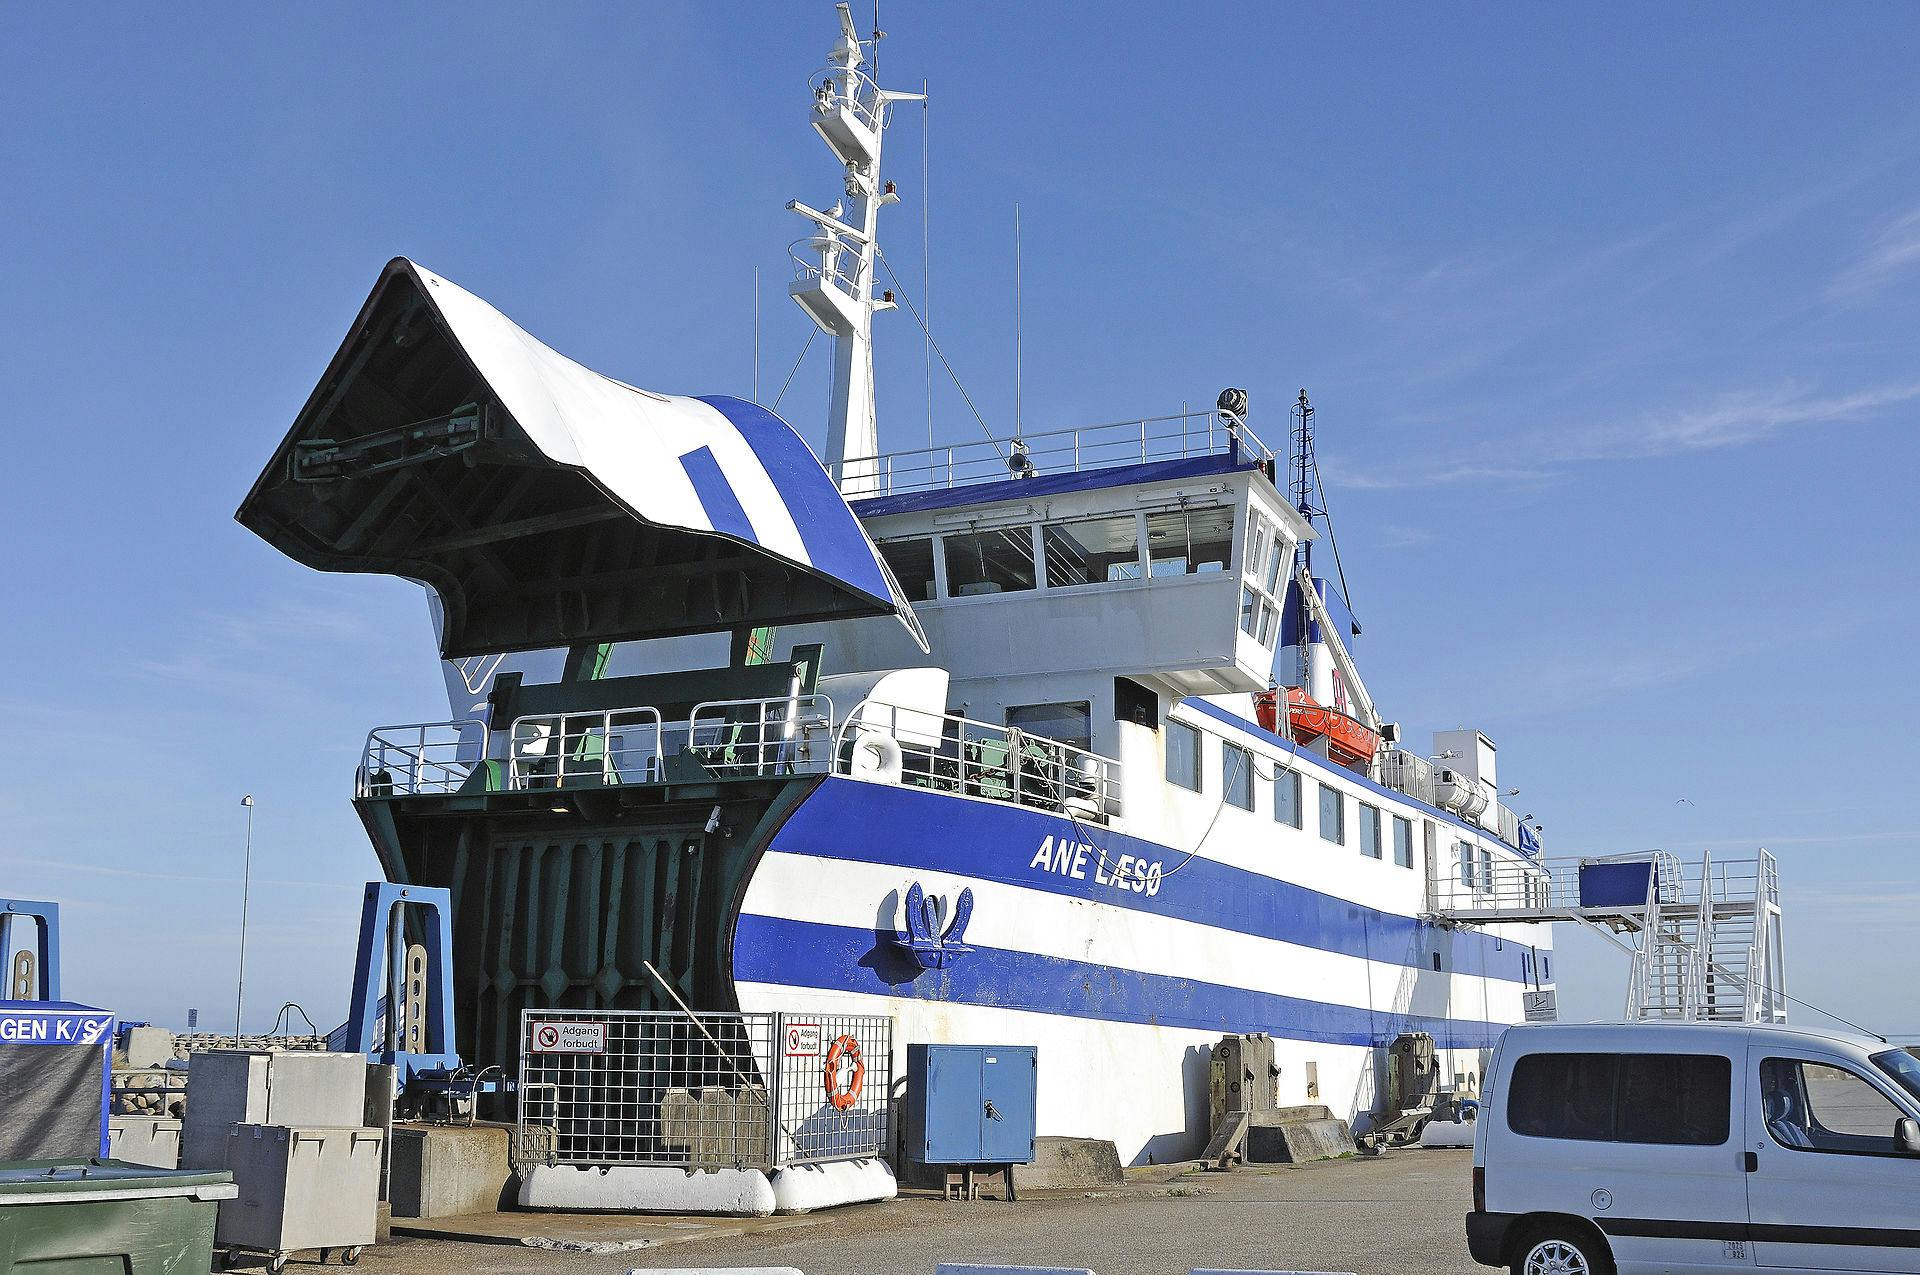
[517,1009,891,1171]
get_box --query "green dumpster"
[0,1159,236,1275]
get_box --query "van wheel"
[1513,1228,1612,1275]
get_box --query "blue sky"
[1,3,1916,1035]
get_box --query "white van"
[1469,1022,1920,1275]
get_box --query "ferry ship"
[236,6,1553,1165]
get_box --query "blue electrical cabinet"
[907,1043,1038,1166]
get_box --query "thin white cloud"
[1829,206,1920,300]
[1552,380,1920,463]
[1330,378,1920,491]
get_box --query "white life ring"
[848,730,904,784]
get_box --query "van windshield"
[1871,1048,1920,1104]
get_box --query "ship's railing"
[809,63,885,131]
[836,700,1123,823]
[840,409,1276,497]
[357,693,1122,820]
[1373,748,1543,856]
[357,719,488,797]
[788,234,859,296]
[1433,852,1622,916]
[1673,854,1773,910]
[1436,856,1735,917]
[508,707,667,789]
[1376,748,1435,806]
[687,695,836,777]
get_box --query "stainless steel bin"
[216,1124,382,1270]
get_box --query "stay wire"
[921,86,933,450]
[770,328,817,412]
[1308,446,1358,625]
[876,249,1005,459]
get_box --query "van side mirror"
[1897,1118,1920,1154]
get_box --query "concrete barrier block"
[518,1163,775,1216]
[389,1122,513,1218]
[1011,1136,1124,1191]
[769,1157,895,1213]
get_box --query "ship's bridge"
[817,410,1309,707]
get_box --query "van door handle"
[1743,1151,1758,1173]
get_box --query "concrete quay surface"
[356,1149,1482,1275]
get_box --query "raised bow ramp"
[236,257,923,657]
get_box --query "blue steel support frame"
[344,882,460,1085]
[1,899,61,1001]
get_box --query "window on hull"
[1166,719,1201,791]
[1319,784,1345,845]
[1359,803,1382,859]
[1274,768,1302,828]
[1223,742,1254,810]
[1007,701,1093,752]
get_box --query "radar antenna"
[785,3,924,496]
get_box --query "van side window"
[1509,1052,1730,1146]
[1509,1053,1616,1141]
[1616,1054,1731,1145]
[1761,1058,1908,1154]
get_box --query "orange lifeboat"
[1258,686,1381,768]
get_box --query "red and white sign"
[784,1022,822,1057]
[528,1020,606,1053]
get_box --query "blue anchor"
[892,881,974,970]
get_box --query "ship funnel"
[237,258,926,659]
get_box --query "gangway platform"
[1427,848,1786,1024]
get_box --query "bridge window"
[944,525,1036,596]
[1042,514,1144,587]
[1146,506,1233,577]
[1222,742,1254,810]
[1318,784,1345,845]
[1393,816,1414,868]
[1273,767,1302,828]
[1358,803,1382,858]
[1240,510,1285,645]
[879,537,936,601]
[1166,720,1201,791]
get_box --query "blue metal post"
[1,899,61,1001]
[344,882,460,1084]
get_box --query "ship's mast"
[1289,389,1323,694]
[787,4,923,496]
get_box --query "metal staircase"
[1430,846,1786,1024]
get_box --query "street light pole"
[235,795,254,1041]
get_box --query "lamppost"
[235,795,254,1041]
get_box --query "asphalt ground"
[360,1148,1484,1275]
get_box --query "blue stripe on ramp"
[677,444,758,545]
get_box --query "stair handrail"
[1627,855,1663,1019]
[1691,847,1713,1019]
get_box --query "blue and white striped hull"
[732,777,1546,1165]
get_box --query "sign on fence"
[783,1022,822,1056]
[528,1020,608,1053]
